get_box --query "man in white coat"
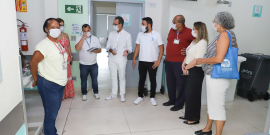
[106,16,132,102]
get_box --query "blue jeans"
[37,75,65,135]
[80,63,99,95]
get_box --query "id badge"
[62,61,68,70]
[113,48,118,53]
[174,39,180,44]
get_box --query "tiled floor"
[25,69,269,135]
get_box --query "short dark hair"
[43,18,58,33]
[115,16,124,27]
[142,17,153,28]
[82,24,91,30]
[56,18,64,24]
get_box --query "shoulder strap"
[216,31,232,48]
[226,30,232,48]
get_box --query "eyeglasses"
[112,23,119,26]
[60,24,66,27]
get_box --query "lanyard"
[47,37,65,62]
[177,32,179,39]
[85,36,91,49]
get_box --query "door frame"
[88,0,145,27]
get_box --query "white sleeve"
[135,33,141,44]
[106,33,112,51]
[126,34,132,53]
[195,40,207,59]
[157,33,164,46]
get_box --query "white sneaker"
[134,97,143,105]
[150,98,157,106]
[120,95,126,102]
[82,95,87,101]
[94,94,100,99]
[106,94,117,100]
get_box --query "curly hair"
[215,11,235,29]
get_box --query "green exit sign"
[65,5,83,14]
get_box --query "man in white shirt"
[132,17,164,106]
[75,24,101,101]
[106,16,132,102]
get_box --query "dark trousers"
[165,61,186,107]
[37,75,65,135]
[184,67,204,121]
[80,63,99,95]
[138,61,158,98]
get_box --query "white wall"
[44,0,58,19]
[0,0,23,121]
[145,0,163,33]
[161,0,172,54]
[16,0,58,55]
[170,0,270,55]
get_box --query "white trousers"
[109,60,127,96]
[206,75,230,121]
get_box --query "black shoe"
[179,116,186,120]
[195,130,212,135]
[163,101,175,106]
[195,130,202,134]
[170,106,183,111]
[183,120,200,125]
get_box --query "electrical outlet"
[71,35,76,41]
[72,76,77,81]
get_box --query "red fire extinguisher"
[20,24,28,51]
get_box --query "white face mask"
[172,23,178,30]
[49,29,61,38]
[113,25,119,31]
[141,26,147,32]
[191,30,197,38]
[60,26,64,32]
[85,32,91,37]
[213,23,218,32]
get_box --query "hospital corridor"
[1,0,270,135]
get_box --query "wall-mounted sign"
[121,14,131,26]
[147,3,158,8]
[65,5,83,14]
[16,0,27,12]
[72,24,79,34]
[253,5,263,18]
